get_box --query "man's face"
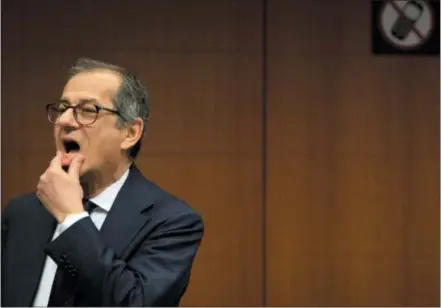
[54,70,126,176]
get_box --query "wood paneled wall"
[266,1,439,306]
[2,0,439,306]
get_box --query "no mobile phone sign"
[372,0,440,55]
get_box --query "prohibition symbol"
[379,0,435,50]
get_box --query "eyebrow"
[58,98,99,105]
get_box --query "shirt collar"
[89,167,131,212]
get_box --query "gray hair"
[67,58,150,159]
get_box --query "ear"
[120,118,144,152]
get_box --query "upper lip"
[61,136,79,143]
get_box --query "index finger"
[49,151,63,168]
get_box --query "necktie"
[83,199,98,213]
[47,200,97,306]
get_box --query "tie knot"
[83,199,97,214]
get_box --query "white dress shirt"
[32,168,130,307]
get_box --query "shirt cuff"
[58,212,89,234]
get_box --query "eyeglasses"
[46,101,122,125]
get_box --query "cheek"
[88,131,122,160]
[53,128,62,149]
[53,127,60,139]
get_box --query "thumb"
[68,155,85,178]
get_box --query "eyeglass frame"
[46,99,123,126]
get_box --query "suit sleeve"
[1,210,8,256]
[44,209,204,306]
[1,200,13,257]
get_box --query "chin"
[78,164,90,178]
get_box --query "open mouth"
[63,140,81,153]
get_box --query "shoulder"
[2,192,41,220]
[133,170,203,227]
[146,178,202,219]
[138,179,205,244]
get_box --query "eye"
[78,103,98,114]
[53,104,67,112]
[80,107,97,113]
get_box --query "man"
[1,58,204,307]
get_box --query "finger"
[39,173,46,183]
[49,151,63,169]
[68,155,85,178]
[36,183,44,199]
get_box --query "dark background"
[2,0,439,306]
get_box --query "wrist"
[57,212,89,234]
[57,209,86,224]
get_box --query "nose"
[57,108,78,127]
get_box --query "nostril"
[62,126,77,134]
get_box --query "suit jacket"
[1,166,204,307]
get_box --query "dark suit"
[1,166,204,306]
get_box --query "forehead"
[61,70,122,107]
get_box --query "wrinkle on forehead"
[62,70,122,107]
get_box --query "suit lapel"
[99,166,154,258]
[17,201,57,306]
[12,167,152,305]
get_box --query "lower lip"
[61,152,81,165]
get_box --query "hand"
[37,151,85,223]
